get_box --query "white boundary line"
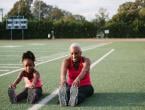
[0,43,111,77]
[0,55,20,56]
[0,70,9,72]
[37,52,67,61]
[0,64,22,66]
[28,49,115,110]
[0,66,21,69]
[90,49,114,69]
[37,43,111,61]
[0,45,22,48]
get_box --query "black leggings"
[66,85,94,105]
[16,87,42,103]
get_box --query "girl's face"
[23,59,34,73]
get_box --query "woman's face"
[23,59,34,73]
[70,47,81,62]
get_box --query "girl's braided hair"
[22,51,35,62]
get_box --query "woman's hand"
[72,78,80,87]
[60,79,66,87]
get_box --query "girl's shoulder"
[20,70,25,77]
[33,69,40,76]
[33,69,39,73]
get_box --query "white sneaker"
[58,84,68,106]
[68,86,78,106]
[8,87,17,104]
[27,88,37,104]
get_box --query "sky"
[0,0,135,21]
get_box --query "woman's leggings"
[66,85,94,105]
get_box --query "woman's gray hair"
[69,43,82,51]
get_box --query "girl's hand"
[29,84,35,89]
[9,84,16,89]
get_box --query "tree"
[7,0,33,19]
[31,1,73,21]
[50,7,64,20]
[135,0,145,7]
[31,0,54,20]
[93,8,109,33]
[74,15,86,21]
[106,0,145,37]
[62,15,75,22]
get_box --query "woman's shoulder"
[81,56,91,63]
[63,57,71,63]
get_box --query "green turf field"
[0,39,145,110]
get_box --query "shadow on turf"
[14,93,50,104]
[19,93,145,107]
[81,92,145,107]
[36,92,145,107]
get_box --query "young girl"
[8,51,43,104]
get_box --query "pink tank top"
[67,57,92,86]
[23,70,42,88]
[24,77,42,88]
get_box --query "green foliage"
[0,20,97,39]
[139,8,145,18]
[93,8,109,33]
[0,0,99,39]
[106,0,145,37]
[3,0,145,38]
[7,0,33,19]
[53,19,96,38]
[0,21,10,39]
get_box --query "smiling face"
[23,59,34,73]
[70,47,82,62]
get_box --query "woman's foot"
[68,86,78,106]
[58,84,68,106]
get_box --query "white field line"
[0,43,109,66]
[0,70,9,72]
[0,55,20,56]
[90,49,115,69]
[29,43,46,46]
[37,52,67,61]
[0,43,109,61]
[0,64,22,66]
[0,43,111,77]
[0,45,22,48]
[37,43,111,62]
[0,66,21,69]
[28,49,115,110]
[37,43,111,61]
[82,43,112,51]
[0,51,53,53]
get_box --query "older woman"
[58,43,94,106]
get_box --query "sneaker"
[8,87,17,104]
[58,84,68,106]
[68,86,78,106]
[27,88,37,104]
